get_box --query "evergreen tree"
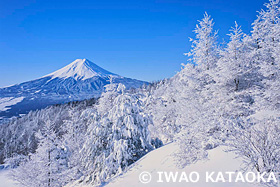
[186,12,218,72]
[9,120,70,187]
[252,0,280,75]
[81,83,153,185]
[216,22,247,91]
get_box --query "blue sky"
[0,0,267,87]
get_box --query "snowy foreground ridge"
[0,138,275,187]
[105,143,253,187]
[63,143,252,187]
[0,170,18,187]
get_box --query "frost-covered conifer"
[9,120,70,187]
[216,22,247,91]
[186,12,218,72]
[252,0,280,74]
[81,83,153,185]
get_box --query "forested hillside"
[1,0,280,186]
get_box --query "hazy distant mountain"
[0,59,147,119]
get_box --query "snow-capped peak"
[45,59,117,80]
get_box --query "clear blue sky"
[0,0,267,87]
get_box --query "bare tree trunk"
[234,78,239,91]
[48,149,50,187]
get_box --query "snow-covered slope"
[44,59,117,81]
[0,170,18,187]
[105,143,253,187]
[0,143,258,187]
[0,97,25,112]
[0,59,147,119]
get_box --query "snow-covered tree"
[81,83,153,185]
[227,117,280,181]
[251,0,280,114]
[145,78,183,143]
[9,120,70,187]
[2,1,280,186]
[79,111,108,183]
[97,76,120,116]
[186,12,218,72]
[62,107,96,182]
[216,22,247,91]
[148,14,219,143]
[252,0,280,75]
[175,127,209,168]
[106,84,152,166]
[213,22,258,121]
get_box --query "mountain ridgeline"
[0,59,147,119]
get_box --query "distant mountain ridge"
[43,58,117,80]
[0,59,147,119]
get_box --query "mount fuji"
[0,59,147,120]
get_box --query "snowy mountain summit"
[0,59,147,119]
[45,59,117,81]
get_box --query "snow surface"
[251,110,279,120]
[0,97,24,112]
[44,59,117,81]
[0,143,260,187]
[105,143,254,187]
[0,171,18,187]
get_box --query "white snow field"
[0,97,24,112]
[105,143,255,187]
[0,170,18,187]
[0,143,259,187]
